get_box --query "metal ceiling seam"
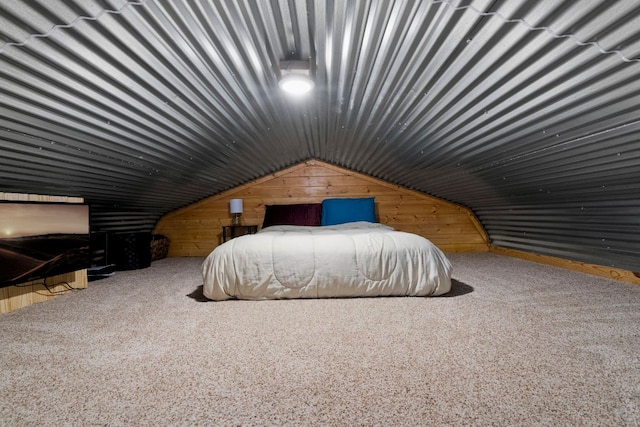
[331,1,379,164]
[0,139,233,196]
[485,231,637,248]
[379,9,501,144]
[350,1,461,164]
[427,180,640,203]
[331,0,365,130]
[195,3,316,153]
[455,107,640,174]
[477,201,640,215]
[0,53,216,157]
[285,0,306,58]
[0,51,262,172]
[400,35,580,153]
[436,0,640,63]
[479,211,640,221]
[468,175,640,197]
[1,51,226,162]
[475,152,640,184]
[412,29,636,158]
[232,2,305,135]
[483,216,640,229]
[362,24,576,176]
[342,1,454,171]
[305,1,327,160]
[0,86,205,163]
[432,122,640,183]
[0,66,192,153]
[486,230,639,249]
[0,140,171,185]
[120,10,266,139]
[355,2,465,155]
[473,125,640,166]
[415,55,619,165]
[152,1,275,132]
[0,0,145,53]
[0,154,216,202]
[485,231,639,245]
[477,206,640,217]
[440,113,631,177]
[0,103,201,170]
[318,0,347,155]
[89,1,282,152]
[0,117,237,185]
[186,2,301,141]
[416,67,640,172]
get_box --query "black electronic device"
[0,202,90,287]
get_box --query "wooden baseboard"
[490,246,640,286]
[0,270,88,314]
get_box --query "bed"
[201,198,452,300]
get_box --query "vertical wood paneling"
[0,193,88,314]
[154,160,488,256]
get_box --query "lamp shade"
[229,199,243,214]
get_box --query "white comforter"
[202,222,452,300]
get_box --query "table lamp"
[230,199,243,226]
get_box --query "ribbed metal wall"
[1,0,639,271]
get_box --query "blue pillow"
[321,197,376,226]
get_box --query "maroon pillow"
[262,203,322,228]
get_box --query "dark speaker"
[110,232,152,271]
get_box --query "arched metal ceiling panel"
[0,0,638,271]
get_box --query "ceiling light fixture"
[279,60,314,96]
[279,74,314,95]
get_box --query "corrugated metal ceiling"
[1,0,639,271]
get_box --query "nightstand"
[222,225,258,243]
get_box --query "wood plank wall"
[154,160,489,257]
[0,193,88,314]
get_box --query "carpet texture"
[1,253,639,426]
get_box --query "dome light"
[279,73,314,96]
[279,59,314,97]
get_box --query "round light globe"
[279,74,314,95]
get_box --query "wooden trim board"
[490,246,640,286]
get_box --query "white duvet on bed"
[202,222,452,301]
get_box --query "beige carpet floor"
[1,253,639,426]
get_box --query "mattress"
[201,222,452,300]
